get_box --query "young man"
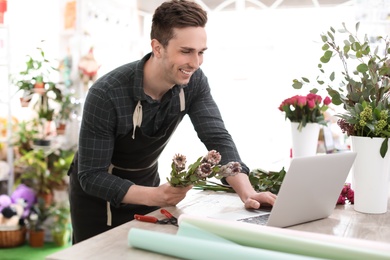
[69,0,276,244]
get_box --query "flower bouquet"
[279,93,331,132]
[337,183,354,205]
[167,150,242,187]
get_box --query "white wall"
[3,1,360,180]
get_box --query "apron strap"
[179,88,185,112]
[132,100,143,139]
[106,164,115,226]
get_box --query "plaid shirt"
[78,53,248,207]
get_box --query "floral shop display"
[279,93,331,158]
[292,22,390,214]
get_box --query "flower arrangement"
[279,93,332,131]
[292,22,390,157]
[337,183,354,205]
[167,150,242,187]
[194,167,287,195]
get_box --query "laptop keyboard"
[238,214,270,225]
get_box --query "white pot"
[290,122,320,158]
[351,136,390,214]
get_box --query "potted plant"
[27,197,54,247]
[293,22,390,157]
[292,22,390,214]
[12,119,39,155]
[48,202,71,246]
[12,42,64,146]
[47,148,75,190]
[55,92,79,135]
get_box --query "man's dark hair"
[151,0,208,47]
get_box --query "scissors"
[134,208,178,226]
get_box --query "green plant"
[13,120,39,153]
[49,202,71,233]
[293,22,390,157]
[14,149,70,196]
[12,42,63,125]
[194,167,287,195]
[47,148,75,189]
[28,197,54,231]
[13,43,59,95]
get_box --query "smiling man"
[68,0,276,244]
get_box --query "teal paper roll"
[176,221,236,244]
[128,227,318,260]
[178,214,390,260]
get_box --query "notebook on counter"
[209,152,357,228]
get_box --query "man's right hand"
[122,182,192,207]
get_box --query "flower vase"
[351,136,390,214]
[290,122,320,158]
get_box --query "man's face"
[161,27,207,86]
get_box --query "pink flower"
[296,96,307,107]
[337,195,346,205]
[347,189,354,204]
[323,96,331,105]
[279,92,332,130]
[307,98,316,109]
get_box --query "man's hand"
[226,172,277,209]
[123,182,192,207]
[244,191,277,209]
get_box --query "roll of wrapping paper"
[178,214,390,260]
[128,222,319,260]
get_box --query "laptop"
[209,152,357,228]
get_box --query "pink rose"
[323,96,332,105]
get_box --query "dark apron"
[69,89,186,243]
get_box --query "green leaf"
[302,77,310,83]
[322,44,329,50]
[357,63,368,73]
[330,72,335,81]
[380,138,388,158]
[292,80,303,89]
[320,56,330,63]
[324,50,333,58]
[355,21,360,32]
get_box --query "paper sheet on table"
[178,214,390,260]
[128,222,319,260]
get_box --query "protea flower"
[196,163,213,178]
[219,161,241,178]
[202,150,221,166]
[172,153,186,172]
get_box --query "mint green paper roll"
[178,214,390,260]
[128,227,319,260]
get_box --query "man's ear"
[151,39,163,58]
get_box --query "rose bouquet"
[167,150,242,187]
[279,93,332,132]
